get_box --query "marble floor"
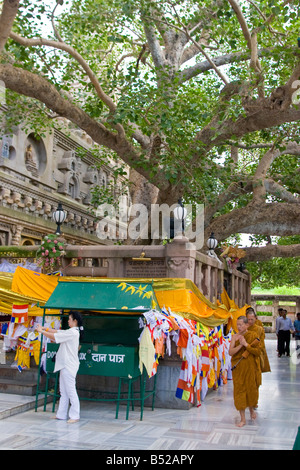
[0,339,299,451]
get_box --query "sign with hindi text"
[46,342,140,378]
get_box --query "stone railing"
[0,237,251,306]
[60,236,251,306]
[251,294,300,332]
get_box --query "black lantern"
[237,262,246,273]
[207,232,218,255]
[52,203,67,235]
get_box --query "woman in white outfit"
[37,311,84,423]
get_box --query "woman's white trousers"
[56,368,80,420]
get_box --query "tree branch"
[9,32,117,113]
[51,1,64,42]
[179,47,276,83]
[252,145,276,199]
[243,243,300,261]
[227,0,264,95]
[253,141,300,200]
[142,22,165,69]
[206,201,300,242]
[264,179,299,203]
[0,63,170,191]
[9,31,152,146]
[227,0,252,49]
[194,78,300,159]
[204,180,253,227]
[144,10,229,84]
[0,0,19,53]
[179,26,229,84]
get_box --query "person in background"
[293,312,300,356]
[37,310,84,423]
[276,309,294,357]
[276,308,283,353]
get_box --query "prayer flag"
[11,304,28,323]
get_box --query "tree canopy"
[0,0,299,264]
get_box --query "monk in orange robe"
[229,316,261,427]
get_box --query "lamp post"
[52,203,67,235]
[173,198,187,236]
[207,232,218,257]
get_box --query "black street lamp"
[52,203,67,235]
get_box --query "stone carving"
[24,196,33,208]
[167,257,194,271]
[0,230,9,245]
[34,200,43,211]
[83,169,99,184]
[1,188,12,205]
[57,150,81,200]
[167,257,195,278]
[43,203,52,215]
[25,144,39,178]
[11,224,23,245]
[57,150,76,170]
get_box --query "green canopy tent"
[43,279,159,313]
[35,279,159,419]
[40,279,160,344]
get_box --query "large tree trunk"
[124,169,159,245]
[129,168,159,212]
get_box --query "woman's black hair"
[69,310,84,341]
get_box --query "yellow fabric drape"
[152,279,249,329]
[0,268,62,316]
[0,272,47,316]
[11,267,59,302]
[1,268,249,328]
[220,288,248,332]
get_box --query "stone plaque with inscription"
[125,258,167,278]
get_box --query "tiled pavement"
[0,338,299,451]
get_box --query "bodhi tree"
[0,0,299,263]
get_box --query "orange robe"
[255,320,271,373]
[231,330,261,411]
[249,322,271,374]
[247,324,263,385]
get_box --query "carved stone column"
[165,236,196,281]
[11,224,23,246]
